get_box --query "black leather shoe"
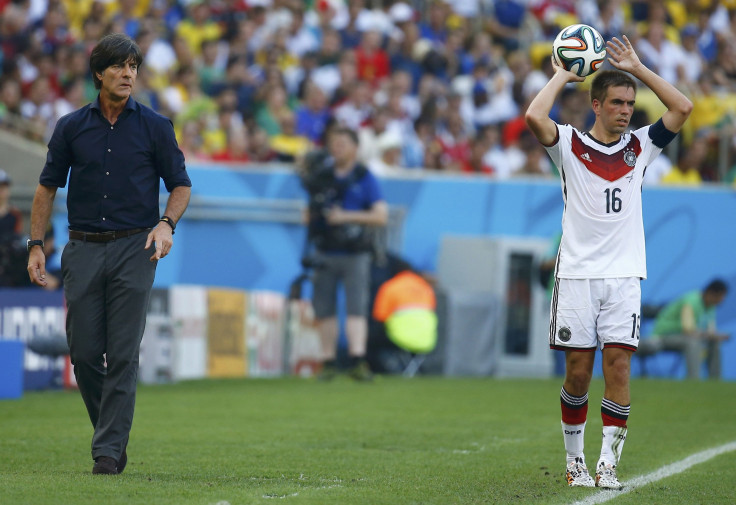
[92,456,118,475]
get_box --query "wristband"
[159,216,176,234]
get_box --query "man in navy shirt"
[27,33,191,475]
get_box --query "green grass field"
[1,377,734,505]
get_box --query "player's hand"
[145,224,173,261]
[550,56,585,83]
[27,248,47,287]
[606,35,642,73]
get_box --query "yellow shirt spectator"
[176,2,223,57]
[660,167,702,186]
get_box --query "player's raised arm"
[525,59,585,146]
[607,35,693,132]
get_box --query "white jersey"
[545,123,665,279]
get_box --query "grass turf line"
[0,377,734,505]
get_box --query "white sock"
[562,421,586,464]
[599,425,627,467]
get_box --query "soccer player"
[525,36,692,488]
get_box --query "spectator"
[510,130,553,178]
[0,168,21,240]
[355,29,390,86]
[0,169,25,287]
[387,19,423,90]
[333,78,373,131]
[461,131,494,175]
[402,115,435,169]
[248,126,277,162]
[196,38,226,95]
[642,154,674,185]
[19,76,55,141]
[367,130,405,176]
[294,80,331,144]
[108,0,142,39]
[480,124,511,178]
[357,107,393,164]
[437,109,472,172]
[648,279,730,379]
[255,84,291,136]
[678,24,705,88]
[661,136,708,185]
[635,19,686,85]
[209,55,258,119]
[338,0,367,50]
[60,44,98,102]
[487,0,527,52]
[210,125,251,163]
[270,109,312,162]
[418,0,448,44]
[0,78,22,130]
[285,5,320,59]
[135,26,177,84]
[176,0,223,57]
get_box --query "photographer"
[302,127,388,381]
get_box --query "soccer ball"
[552,24,606,77]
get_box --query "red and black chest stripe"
[571,131,642,182]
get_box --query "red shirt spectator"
[355,31,390,85]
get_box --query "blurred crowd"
[3,0,736,184]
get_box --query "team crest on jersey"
[558,327,572,342]
[623,149,637,167]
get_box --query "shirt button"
[111,126,114,130]
[107,149,111,152]
[106,172,109,175]
[104,195,107,198]
[102,217,106,221]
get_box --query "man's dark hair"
[89,33,143,90]
[590,70,637,104]
[330,127,359,146]
[704,278,729,295]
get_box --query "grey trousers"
[61,231,156,461]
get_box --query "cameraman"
[304,127,388,381]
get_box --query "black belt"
[68,228,149,243]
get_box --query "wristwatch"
[159,215,176,234]
[27,239,44,252]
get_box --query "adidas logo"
[580,153,591,162]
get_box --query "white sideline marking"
[570,440,736,505]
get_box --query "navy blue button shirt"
[40,96,191,232]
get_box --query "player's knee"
[604,355,631,384]
[565,368,592,394]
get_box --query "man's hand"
[145,224,174,261]
[324,206,348,226]
[606,35,643,74]
[27,247,47,287]
[550,56,586,83]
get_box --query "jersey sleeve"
[647,118,678,149]
[543,123,571,172]
[632,124,666,167]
